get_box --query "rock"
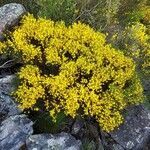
[0,75,20,122]
[111,144,124,150]
[0,114,33,150]
[0,94,20,122]
[0,75,33,150]
[142,78,150,92]
[0,75,16,95]
[26,132,82,150]
[0,3,26,40]
[71,118,84,135]
[110,105,150,150]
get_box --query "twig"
[0,59,15,69]
[73,2,101,22]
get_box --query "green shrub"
[122,23,149,75]
[74,0,121,31]
[117,0,149,26]
[37,0,76,25]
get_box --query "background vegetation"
[0,0,149,146]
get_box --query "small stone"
[71,118,84,135]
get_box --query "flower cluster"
[123,23,150,75]
[1,14,144,132]
[0,41,6,54]
[110,22,150,76]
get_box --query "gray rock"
[0,94,20,122]
[26,132,82,150]
[111,144,124,150]
[142,78,150,93]
[0,114,33,150]
[71,118,84,135]
[0,75,33,150]
[0,3,26,40]
[110,105,150,150]
[0,75,20,122]
[0,75,16,95]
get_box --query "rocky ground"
[0,3,150,150]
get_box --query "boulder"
[26,132,82,150]
[0,3,26,40]
[0,75,20,122]
[110,105,150,150]
[0,114,33,150]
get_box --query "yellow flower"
[0,14,144,132]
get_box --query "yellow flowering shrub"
[110,22,150,76]
[1,14,144,132]
[0,42,7,54]
[127,23,148,46]
[142,48,150,75]
[122,23,150,75]
[140,6,150,24]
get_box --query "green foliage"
[124,10,145,23]
[37,0,76,25]
[125,23,149,75]
[30,111,68,133]
[74,0,148,31]
[75,0,121,31]
[81,139,96,150]
[117,0,148,26]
